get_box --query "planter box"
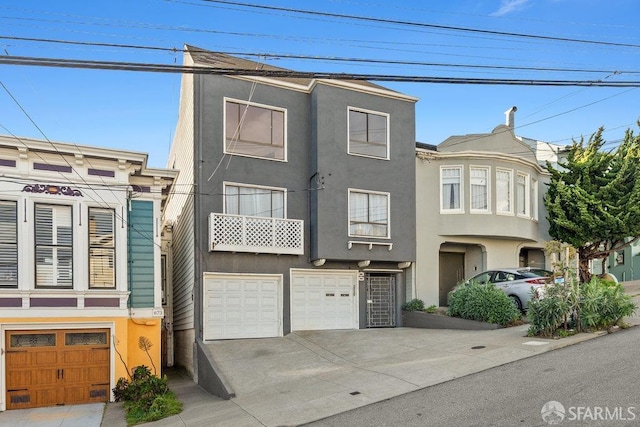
[402,310,501,330]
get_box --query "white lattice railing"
[209,213,304,255]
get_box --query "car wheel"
[510,295,523,312]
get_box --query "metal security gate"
[366,274,396,327]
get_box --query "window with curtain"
[517,173,529,216]
[89,207,115,288]
[0,200,17,287]
[225,100,286,160]
[470,167,489,211]
[35,204,73,288]
[496,169,512,214]
[348,108,389,159]
[441,167,462,211]
[349,190,389,237]
[225,184,285,218]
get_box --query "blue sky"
[1,0,639,167]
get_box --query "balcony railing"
[209,213,304,255]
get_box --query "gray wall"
[311,84,416,263]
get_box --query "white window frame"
[88,207,116,289]
[469,166,491,213]
[0,200,18,288]
[496,168,514,216]
[347,107,390,160]
[223,97,287,162]
[35,203,73,289]
[223,182,287,219]
[516,172,530,218]
[348,189,390,239]
[531,177,539,221]
[440,166,464,214]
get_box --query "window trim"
[223,97,288,162]
[88,206,116,289]
[469,166,491,214]
[516,172,531,218]
[531,177,539,221]
[440,165,464,214]
[496,168,514,216]
[223,182,288,219]
[0,199,18,288]
[34,203,73,289]
[348,188,391,239]
[347,107,390,160]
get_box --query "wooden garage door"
[6,329,110,410]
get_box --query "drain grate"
[471,345,486,349]
[350,391,361,396]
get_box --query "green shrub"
[113,365,182,425]
[527,278,636,336]
[526,281,573,337]
[425,304,437,314]
[402,298,425,312]
[578,279,635,332]
[447,282,521,326]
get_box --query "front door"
[439,252,465,306]
[366,274,396,327]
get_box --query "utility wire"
[2,36,638,76]
[195,0,640,49]
[2,55,640,87]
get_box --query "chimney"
[504,106,517,128]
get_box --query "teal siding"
[128,200,155,308]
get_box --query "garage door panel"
[291,270,358,331]
[5,329,110,410]
[204,274,282,340]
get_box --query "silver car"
[466,268,548,311]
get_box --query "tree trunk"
[578,250,592,283]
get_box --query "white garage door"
[203,273,282,340]
[290,269,358,331]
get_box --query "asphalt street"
[306,326,640,427]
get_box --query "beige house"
[415,109,556,307]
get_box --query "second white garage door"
[203,273,282,340]
[290,269,358,331]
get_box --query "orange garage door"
[6,329,110,410]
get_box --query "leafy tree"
[544,125,640,282]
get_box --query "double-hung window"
[35,204,73,288]
[441,167,462,212]
[496,169,513,214]
[348,108,389,159]
[0,200,17,287]
[225,184,285,218]
[517,173,530,217]
[470,167,489,212]
[349,190,389,238]
[89,207,115,288]
[225,99,286,161]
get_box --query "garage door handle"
[7,388,28,392]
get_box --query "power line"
[3,36,639,76]
[2,55,640,87]
[195,0,640,49]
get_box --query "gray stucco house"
[163,46,417,393]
